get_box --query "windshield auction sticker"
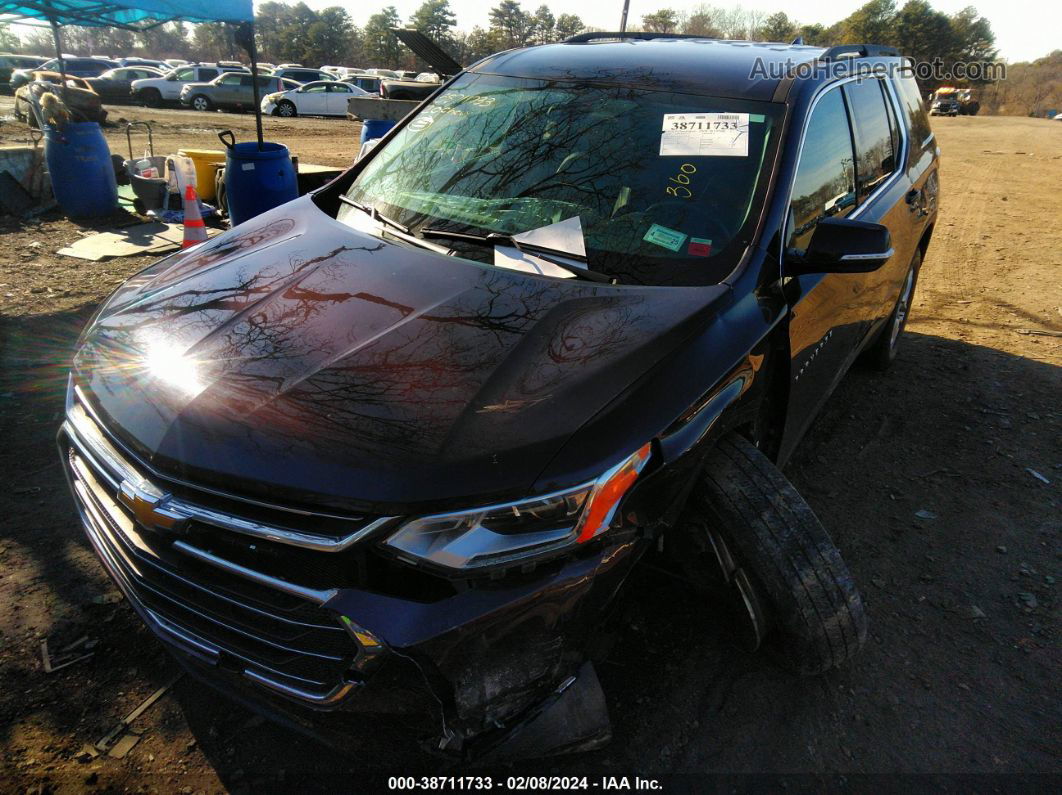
[643,223,688,251]
[660,112,750,157]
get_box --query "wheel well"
[918,223,934,258]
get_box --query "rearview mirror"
[787,217,893,275]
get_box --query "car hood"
[73,197,724,513]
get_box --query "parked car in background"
[342,73,381,94]
[395,70,418,80]
[363,67,399,79]
[118,57,168,70]
[10,57,117,91]
[180,72,300,111]
[164,58,190,67]
[0,54,48,93]
[929,96,960,116]
[85,66,163,103]
[14,72,105,126]
[131,62,246,106]
[380,77,437,101]
[261,79,369,117]
[271,66,335,84]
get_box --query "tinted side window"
[894,71,932,150]
[198,68,218,81]
[845,78,895,201]
[788,88,856,252]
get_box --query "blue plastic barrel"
[360,119,396,145]
[43,122,117,218]
[224,141,298,226]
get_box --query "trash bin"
[177,148,226,201]
[222,140,298,226]
[44,122,117,218]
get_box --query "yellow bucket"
[178,149,226,201]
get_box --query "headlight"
[384,443,651,571]
[264,92,281,102]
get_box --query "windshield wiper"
[421,227,615,284]
[337,195,451,255]
[337,194,411,234]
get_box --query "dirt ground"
[1,101,1059,791]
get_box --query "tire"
[140,88,162,108]
[677,433,867,675]
[863,249,922,371]
[190,94,212,112]
[276,100,296,118]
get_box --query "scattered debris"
[1025,468,1051,485]
[76,745,99,763]
[90,592,124,606]
[57,222,217,261]
[1015,328,1062,338]
[107,731,143,759]
[40,638,94,674]
[996,545,1008,554]
[964,605,987,619]
[94,675,181,757]
[1017,592,1038,609]
[914,509,938,521]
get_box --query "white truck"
[130,62,246,107]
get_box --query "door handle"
[906,188,927,216]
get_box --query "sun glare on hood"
[140,334,206,399]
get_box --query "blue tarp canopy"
[0,0,253,28]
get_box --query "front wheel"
[863,249,922,371]
[139,88,162,108]
[190,95,212,112]
[675,433,867,675]
[276,100,297,118]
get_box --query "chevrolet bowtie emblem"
[117,480,186,533]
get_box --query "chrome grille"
[60,390,385,707]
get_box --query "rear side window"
[894,71,932,152]
[788,88,856,252]
[844,78,896,201]
[198,68,218,81]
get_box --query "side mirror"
[787,217,893,275]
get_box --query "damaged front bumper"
[59,404,641,759]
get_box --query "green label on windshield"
[643,223,688,252]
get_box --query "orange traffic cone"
[182,184,208,248]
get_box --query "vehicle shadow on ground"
[2,311,1058,783]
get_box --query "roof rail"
[820,44,901,61]
[565,32,708,43]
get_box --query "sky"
[4,1,1058,62]
[293,0,1059,63]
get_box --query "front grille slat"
[62,394,366,706]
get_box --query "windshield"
[340,72,782,286]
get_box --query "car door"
[210,73,241,106]
[841,76,922,335]
[778,84,870,462]
[164,66,194,100]
[325,82,352,115]
[293,82,327,114]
